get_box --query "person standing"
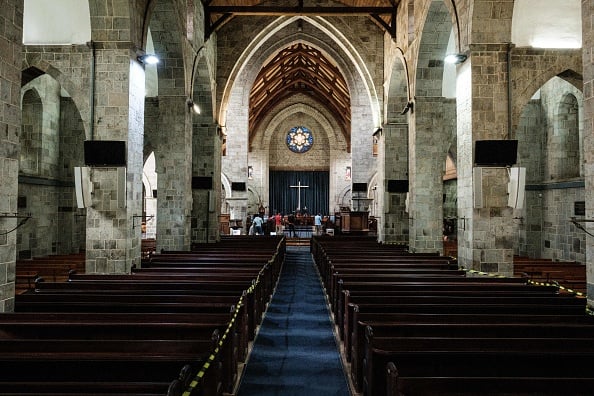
[252,214,264,235]
[287,212,296,237]
[314,213,322,235]
[275,212,283,234]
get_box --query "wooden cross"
[290,180,309,211]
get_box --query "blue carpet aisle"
[237,246,351,396]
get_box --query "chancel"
[1,0,594,395]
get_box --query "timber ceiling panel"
[249,43,351,151]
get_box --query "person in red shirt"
[275,212,283,234]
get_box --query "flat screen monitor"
[387,179,409,193]
[84,140,126,166]
[474,139,518,167]
[231,182,246,191]
[352,183,367,192]
[192,176,213,190]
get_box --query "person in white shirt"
[314,213,322,235]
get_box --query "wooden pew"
[16,254,85,283]
[513,256,587,294]
[345,293,586,360]
[6,238,284,396]
[347,300,587,392]
[365,329,594,396]
[0,311,240,394]
[386,362,594,396]
[15,270,38,294]
[351,313,594,392]
[312,237,594,396]
[0,337,221,396]
[333,278,532,320]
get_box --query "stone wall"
[0,0,23,312]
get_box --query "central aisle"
[237,245,351,396]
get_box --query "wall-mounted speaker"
[74,166,92,208]
[507,167,526,209]
[473,167,483,209]
[117,167,126,209]
[404,192,409,213]
[208,190,215,213]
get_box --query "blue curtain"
[269,171,329,216]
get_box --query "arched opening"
[19,73,86,258]
[20,89,42,176]
[516,76,584,261]
[556,94,580,179]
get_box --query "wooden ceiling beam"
[204,3,400,39]
[206,6,395,17]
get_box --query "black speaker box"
[352,183,367,192]
[84,140,126,166]
[231,182,246,191]
[192,176,213,190]
[387,179,408,193]
[474,139,518,167]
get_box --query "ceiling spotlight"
[138,54,159,65]
[186,98,201,114]
[444,53,467,64]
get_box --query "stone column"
[192,123,221,244]
[582,0,594,305]
[0,0,23,312]
[408,97,450,253]
[457,45,515,276]
[85,50,144,273]
[382,122,409,244]
[155,96,192,251]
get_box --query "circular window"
[286,126,313,153]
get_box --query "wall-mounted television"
[84,140,126,167]
[387,179,409,193]
[352,182,367,192]
[474,139,518,167]
[192,176,213,190]
[231,182,246,191]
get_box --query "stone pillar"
[408,97,449,253]
[192,123,221,244]
[86,50,144,273]
[155,96,192,251]
[457,45,515,276]
[382,122,409,244]
[582,0,594,305]
[0,0,23,312]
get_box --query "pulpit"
[339,208,369,234]
[219,214,230,235]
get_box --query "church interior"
[1,0,594,395]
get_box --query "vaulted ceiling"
[249,43,350,149]
[207,1,397,152]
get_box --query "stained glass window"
[286,126,313,153]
